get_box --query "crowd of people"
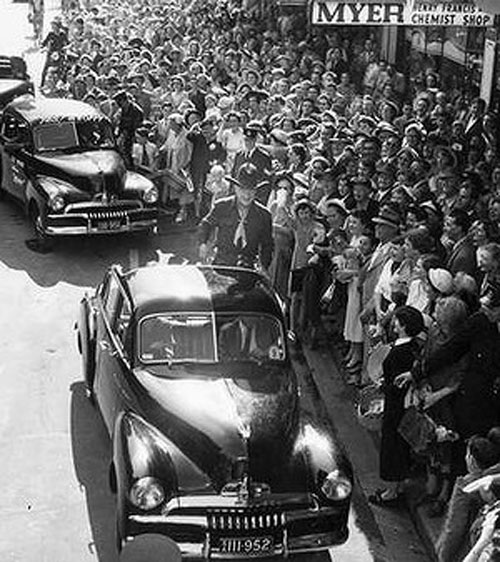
[35,0,500,558]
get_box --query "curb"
[300,338,439,562]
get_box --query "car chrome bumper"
[127,505,349,559]
[44,207,158,236]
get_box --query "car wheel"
[116,518,124,553]
[28,203,53,252]
[78,300,96,404]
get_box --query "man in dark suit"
[187,118,226,217]
[464,97,486,146]
[444,209,477,278]
[114,90,144,169]
[198,163,274,272]
[231,121,272,204]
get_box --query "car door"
[0,112,29,202]
[94,272,131,434]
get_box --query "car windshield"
[139,312,285,365]
[33,120,115,152]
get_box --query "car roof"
[7,95,106,126]
[123,264,284,319]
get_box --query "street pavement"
[0,1,436,560]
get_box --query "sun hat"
[428,268,454,295]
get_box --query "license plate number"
[97,219,121,230]
[216,535,274,555]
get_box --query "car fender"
[113,411,179,544]
[124,170,155,194]
[113,411,178,493]
[25,177,47,215]
[296,419,353,495]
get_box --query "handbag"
[397,405,436,455]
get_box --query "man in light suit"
[357,206,401,385]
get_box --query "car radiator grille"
[65,202,141,216]
[207,508,285,532]
[88,210,128,220]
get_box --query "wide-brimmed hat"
[325,198,348,216]
[227,162,260,190]
[269,128,288,146]
[243,119,264,139]
[376,121,400,139]
[293,197,316,215]
[292,172,309,190]
[243,89,269,103]
[428,268,454,295]
[372,207,401,229]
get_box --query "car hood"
[35,150,125,193]
[0,79,32,106]
[132,367,300,489]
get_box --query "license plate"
[215,535,274,555]
[97,219,122,230]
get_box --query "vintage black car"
[77,263,353,559]
[0,56,33,109]
[0,95,158,242]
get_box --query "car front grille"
[207,507,285,532]
[88,209,128,220]
[65,202,141,216]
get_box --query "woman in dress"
[267,173,295,301]
[369,305,425,505]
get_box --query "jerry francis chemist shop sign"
[311,1,495,26]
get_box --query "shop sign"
[311,1,495,27]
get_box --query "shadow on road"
[69,381,119,562]
[0,201,198,288]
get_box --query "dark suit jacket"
[231,146,272,185]
[446,236,477,277]
[425,311,500,437]
[198,196,273,269]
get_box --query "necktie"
[142,146,150,167]
[233,209,248,249]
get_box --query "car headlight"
[143,185,159,204]
[37,176,74,207]
[320,470,352,501]
[49,194,65,212]
[129,476,165,510]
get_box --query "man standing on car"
[198,163,273,273]
[113,90,144,170]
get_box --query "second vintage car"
[77,262,353,559]
[0,55,33,110]
[0,95,158,243]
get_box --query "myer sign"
[311,0,495,26]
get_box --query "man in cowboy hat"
[198,162,273,272]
